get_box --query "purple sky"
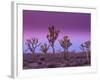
[23,10,91,53]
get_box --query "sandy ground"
[23,52,91,69]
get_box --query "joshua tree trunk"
[66,48,68,55]
[86,51,89,62]
[32,50,35,55]
[52,44,55,54]
[31,49,36,60]
[63,48,66,59]
[31,48,35,54]
[65,48,68,59]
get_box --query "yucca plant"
[80,44,85,52]
[47,25,60,54]
[26,38,41,54]
[40,43,50,54]
[80,40,90,61]
[84,41,90,52]
[59,36,72,59]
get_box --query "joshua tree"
[40,43,50,54]
[40,43,50,63]
[84,41,90,53]
[80,44,85,52]
[25,38,41,54]
[59,36,72,59]
[47,25,60,54]
[80,40,91,61]
[80,41,90,53]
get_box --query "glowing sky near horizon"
[23,10,91,53]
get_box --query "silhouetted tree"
[80,44,85,52]
[80,40,91,61]
[26,38,41,54]
[40,43,50,54]
[59,36,72,59]
[47,25,60,54]
[84,41,90,52]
